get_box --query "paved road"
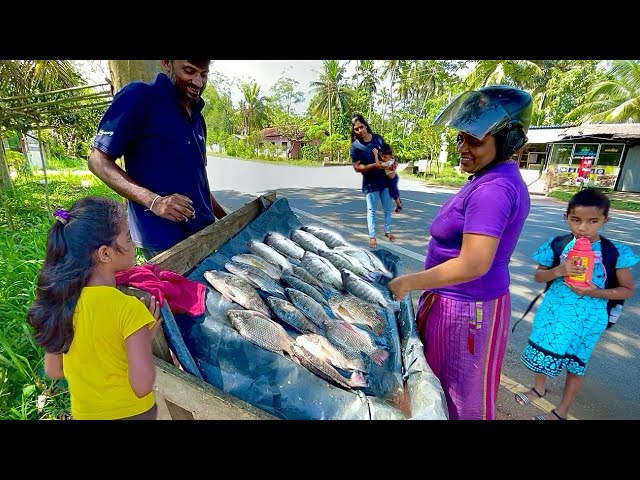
[207,155,640,420]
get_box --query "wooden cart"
[149,191,278,420]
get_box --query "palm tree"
[463,60,543,90]
[565,60,640,123]
[239,81,268,135]
[353,60,378,120]
[309,60,355,138]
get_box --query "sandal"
[514,387,548,406]
[369,237,377,249]
[384,232,395,242]
[534,409,566,421]
[394,200,403,213]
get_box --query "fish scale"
[227,309,295,358]
[267,297,324,335]
[264,231,305,260]
[204,270,272,318]
[282,270,329,306]
[328,294,386,336]
[285,288,336,330]
[325,321,389,366]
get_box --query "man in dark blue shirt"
[88,60,227,259]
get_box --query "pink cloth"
[115,264,205,317]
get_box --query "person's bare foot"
[369,237,377,249]
[384,232,395,242]
[394,200,403,213]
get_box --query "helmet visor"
[432,90,514,140]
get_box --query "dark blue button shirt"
[350,133,388,194]
[93,73,214,251]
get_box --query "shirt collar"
[154,72,206,113]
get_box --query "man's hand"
[151,194,196,222]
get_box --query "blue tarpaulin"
[160,196,448,420]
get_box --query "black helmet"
[433,85,533,158]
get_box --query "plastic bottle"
[564,237,595,288]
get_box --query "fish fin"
[349,371,368,388]
[369,348,389,366]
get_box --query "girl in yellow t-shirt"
[27,196,162,420]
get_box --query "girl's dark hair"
[567,188,610,217]
[381,143,393,156]
[351,114,372,142]
[26,196,127,354]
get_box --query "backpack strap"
[511,234,573,333]
[600,236,623,316]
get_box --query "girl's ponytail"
[27,197,126,354]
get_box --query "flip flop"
[514,387,548,406]
[384,232,395,242]
[534,409,566,420]
[395,200,403,213]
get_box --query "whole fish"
[328,294,386,336]
[227,309,295,359]
[264,231,305,260]
[231,254,282,281]
[341,270,399,311]
[325,321,389,366]
[224,262,286,299]
[290,265,335,294]
[296,333,366,373]
[267,297,324,335]
[301,225,351,248]
[329,250,379,281]
[317,249,377,282]
[247,240,292,271]
[285,288,337,330]
[301,251,343,290]
[204,270,271,317]
[334,246,394,279]
[281,269,329,306]
[290,229,329,254]
[291,343,367,390]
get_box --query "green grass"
[403,165,469,189]
[0,172,122,419]
[43,155,87,171]
[549,187,640,213]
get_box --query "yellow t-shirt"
[64,286,156,420]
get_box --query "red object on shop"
[577,158,593,179]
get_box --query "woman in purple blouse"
[388,86,532,420]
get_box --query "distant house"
[257,127,324,158]
[517,123,640,193]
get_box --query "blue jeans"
[365,188,392,238]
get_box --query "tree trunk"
[108,60,162,93]
[0,139,13,191]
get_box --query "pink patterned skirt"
[416,290,511,420]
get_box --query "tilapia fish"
[318,249,378,282]
[285,288,337,331]
[227,309,295,358]
[231,254,282,281]
[341,270,399,311]
[247,240,292,271]
[290,265,338,295]
[267,296,324,335]
[328,294,386,336]
[264,231,305,260]
[204,270,271,317]
[301,251,343,290]
[290,229,329,254]
[291,344,367,390]
[334,246,394,279]
[224,261,286,299]
[325,321,389,366]
[296,333,366,373]
[281,269,328,306]
[300,225,351,248]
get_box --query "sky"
[73,60,356,114]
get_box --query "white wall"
[619,145,640,192]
